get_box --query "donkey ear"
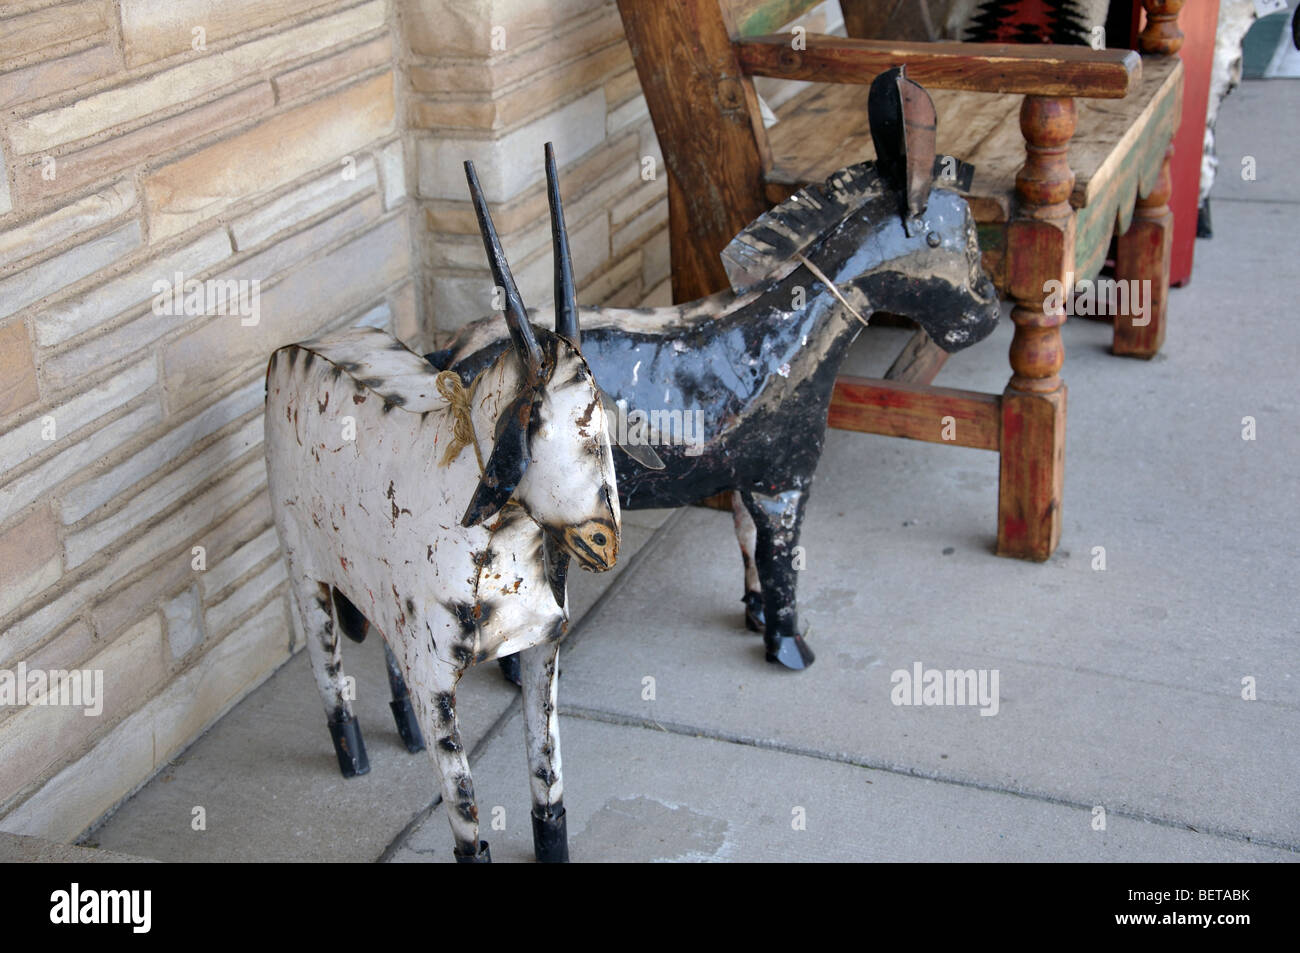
[932,154,976,193]
[868,66,938,220]
[460,391,535,527]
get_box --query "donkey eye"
[926,231,941,248]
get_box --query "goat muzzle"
[564,521,618,572]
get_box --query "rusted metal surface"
[437,74,999,671]
[265,147,626,863]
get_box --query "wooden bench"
[617,0,1185,560]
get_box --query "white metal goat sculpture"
[264,147,621,863]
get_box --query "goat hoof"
[454,840,492,863]
[742,592,764,633]
[328,712,370,777]
[497,654,522,688]
[531,807,570,863]
[765,633,815,670]
[389,696,426,753]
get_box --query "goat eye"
[926,232,941,248]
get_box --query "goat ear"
[542,533,570,608]
[614,434,665,470]
[599,389,664,469]
[868,66,937,220]
[460,391,535,527]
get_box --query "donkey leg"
[497,653,523,687]
[412,675,489,862]
[731,492,765,633]
[289,575,369,777]
[741,488,815,671]
[383,642,425,753]
[520,639,568,862]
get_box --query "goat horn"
[545,143,579,349]
[464,159,543,380]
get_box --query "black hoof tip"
[1196,202,1212,239]
[765,633,815,670]
[454,841,492,863]
[498,653,522,688]
[742,592,764,633]
[389,696,426,753]
[328,712,370,777]
[531,806,570,863]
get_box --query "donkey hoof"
[328,712,370,777]
[498,653,522,687]
[531,807,570,863]
[389,696,426,753]
[454,840,492,863]
[765,633,815,670]
[742,592,764,633]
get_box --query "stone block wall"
[404,0,673,325]
[0,0,416,839]
[403,0,842,328]
[0,0,842,843]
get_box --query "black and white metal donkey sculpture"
[436,69,1001,672]
[265,149,633,862]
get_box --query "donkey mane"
[722,161,887,293]
[429,166,888,362]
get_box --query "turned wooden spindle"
[1132,148,1174,237]
[1114,147,1174,357]
[998,94,1076,561]
[1139,0,1185,56]
[1009,95,1076,394]
[1014,97,1077,214]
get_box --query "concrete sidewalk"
[79,80,1299,863]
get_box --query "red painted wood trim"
[829,376,1002,452]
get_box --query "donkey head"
[722,67,1000,353]
[460,144,620,597]
[831,66,999,350]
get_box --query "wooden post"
[617,0,772,509]
[1160,0,1212,287]
[1114,148,1173,357]
[998,95,1074,561]
[616,0,770,303]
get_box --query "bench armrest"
[736,34,1142,99]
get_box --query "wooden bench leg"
[1113,148,1173,358]
[885,327,949,385]
[999,327,1066,561]
[998,95,1074,562]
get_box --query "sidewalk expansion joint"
[1213,195,1300,206]
[560,702,1300,857]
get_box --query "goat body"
[266,328,565,670]
[265,326,614,862]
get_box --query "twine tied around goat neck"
[434,370,486,473]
